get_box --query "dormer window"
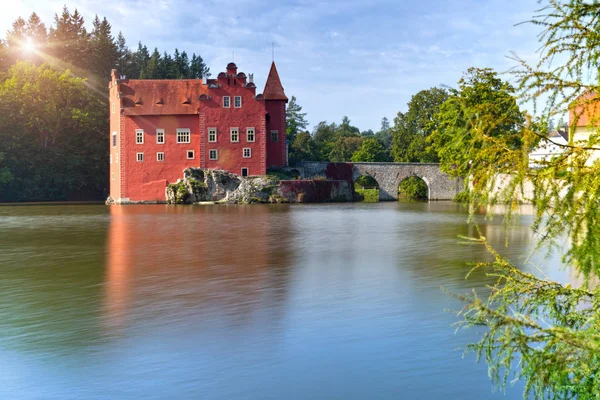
[223,96,230,108]
[234,96,242,108]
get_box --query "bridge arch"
[398,175,429,200]
[354,174,381,202]
[354,174,380,189]
[294,162,463,201]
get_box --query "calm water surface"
[0,202,568,400]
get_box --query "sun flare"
[23,38,35,53]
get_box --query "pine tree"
[179,51,190,78]
[171,48,182,78]
[286,96,308,145]
[375,117,392,148]
[115,32,133,77]
[89,15,118,84]
[5,17,26,65]
[190,53,210,78]
[25,13,47,44]
[48,6,89,72]
[160,51,173,78]
[141,48,160,79]
[131,42,150,79]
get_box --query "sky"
[0,0,546,132]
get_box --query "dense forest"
[0,7,210,202]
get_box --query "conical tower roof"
[263,62,288,102]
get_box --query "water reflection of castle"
[104,205,294,335]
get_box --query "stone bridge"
[291,162,463,201]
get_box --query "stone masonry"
[294,162,463,200]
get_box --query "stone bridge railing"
[289,162,463,201]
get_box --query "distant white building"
[528,130,569,168]
[570,92,600,165]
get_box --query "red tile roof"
[570,91,600,127]
[120,80,208,116]
[263,62,288,102]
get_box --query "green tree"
[375,117,392,148]
[430,68,524,179]
[160,51,173,78]
[141,48,161,79]
[130,42,150,79]
[391,87,448,162]
[189,53,209,78]
[329,136,363,162]
[289,131,317,162]
[313,121,337,160]
[351,138,388,162]
[48,7,89,73]
[89,15,118,85]
[447,1,600,398]
[0,62,106,201]
[286,95,309,145]
[337,116,360,137]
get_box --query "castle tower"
[263,62,288,167]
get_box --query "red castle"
[108,62,288,202]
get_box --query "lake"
[0,202,568,399]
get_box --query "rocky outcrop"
[165,168,352,204]
[166,168,281,204]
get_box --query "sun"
[23,38,36,53]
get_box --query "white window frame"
[246,127,255,142]
[243,148,251,158]
[136,152,144,162]
[156,129,165,144]
[187,150,195,159]
[177,128,191,143]
[230,128,239,143]
[223,96,230,108]
[209,149,218,160]
[110,155,112,164]
[208,127,217,143]
[157,152,164,162]
[234,96,242,108]
[271,130,278,142]
[112,132,117,147]
[136,129,144,144]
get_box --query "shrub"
[398,176,427,200]
[355,188,379,202]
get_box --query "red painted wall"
[122,115,200,201]
[265,100,287,168]
[201,81,266,176]
[108,71,122,200]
